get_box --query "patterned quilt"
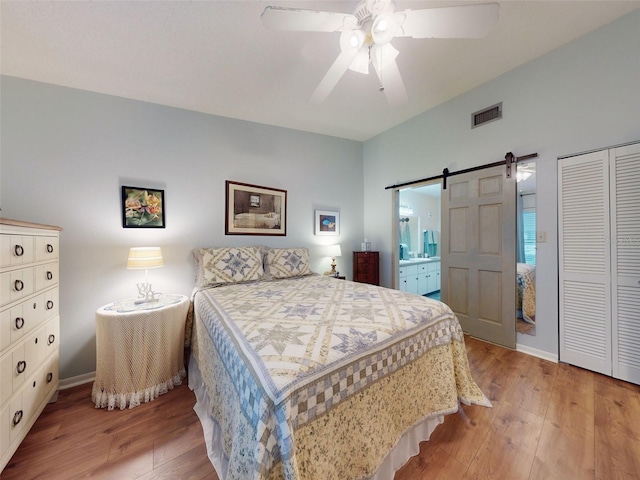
[191,275,489,480]
[517,263,536,324]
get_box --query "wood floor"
[3,336,640,479]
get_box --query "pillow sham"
[266,247,312,279]
[193,246,265,288]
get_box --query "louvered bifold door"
[611,143,640,384]
[559,151,611,375]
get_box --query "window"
[522,209,536,265]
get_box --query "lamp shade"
[126,247,164,270]
[326,244,342,258]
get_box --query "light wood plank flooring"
[3,336,640,479]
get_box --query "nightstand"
[91,294,189,410]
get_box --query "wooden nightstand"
[353,251,379,285]
[92,294,189,410]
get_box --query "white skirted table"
[92,294,190,410]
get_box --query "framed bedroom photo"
[225,180,287,235]
[121,186,165,228]
[315,209,340,236]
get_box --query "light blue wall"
[0,77,363,378]
[3,8,639,377]
[363,9,640,356]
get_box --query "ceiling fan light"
[340,29,365,53]
[371,43,398,71]
[371,12,399,44]
[374,18,388,33]
[348,47,370,74]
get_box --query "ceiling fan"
[261,1,499,107]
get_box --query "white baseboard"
[516,343,558,363]
[59,371,96,389]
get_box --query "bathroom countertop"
[399,257,440,266]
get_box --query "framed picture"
[225,180,287,235]
[121,186,165,228]
[315,209,340,236]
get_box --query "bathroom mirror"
[516,161,537,336]
[398,185,441,260]
[398,214,419,259]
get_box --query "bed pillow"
[193,246,265,287]
[266,247,312,279]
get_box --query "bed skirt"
[189,354,447,480]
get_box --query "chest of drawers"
[353,251,380,286]
[1,218,62,472]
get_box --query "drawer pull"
[47,271,53,280]
[46,300,54,310]
[15,317,25,329]
[14,279,24,292]
[47,244,54,253]
[47,372,54,383]
[16,360,27,374]
[12,410,23,427]
[14,244,24,256]
[48,334,56,345]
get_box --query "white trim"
[516,343,558,363]
[59,371,96,389]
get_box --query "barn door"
[441,164,516,348]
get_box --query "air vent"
[472,102,502,129]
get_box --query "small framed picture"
[121,186,165,228]
[315,210,340,236]
[226,181,287,236]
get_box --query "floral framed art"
[225,180,287,236]
[121,186,165,228]
[315,209,340,236]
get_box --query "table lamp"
[126,247,164,304]
[325,244,342,276]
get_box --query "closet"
[558,141,640,385]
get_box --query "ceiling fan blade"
[373,59,408,108]
[261,6,358,32]
[309,49,360,104]
[396,3,499,39]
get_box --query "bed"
[517,263,536,324]
[188,246,490,480]
[234,212,281,229]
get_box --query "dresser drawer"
[0,268,35,308]
[35,237,59,263]
[1,290,52,355]
[1,303,33,352]
[1,345,26,406]
[35,262,58,292]
[32,317,59,370]
[5,392,25,447]
[39,353,59,404]
[0,236,34,268]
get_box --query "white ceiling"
[2,1,639,141]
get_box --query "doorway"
[396,182,442,299]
